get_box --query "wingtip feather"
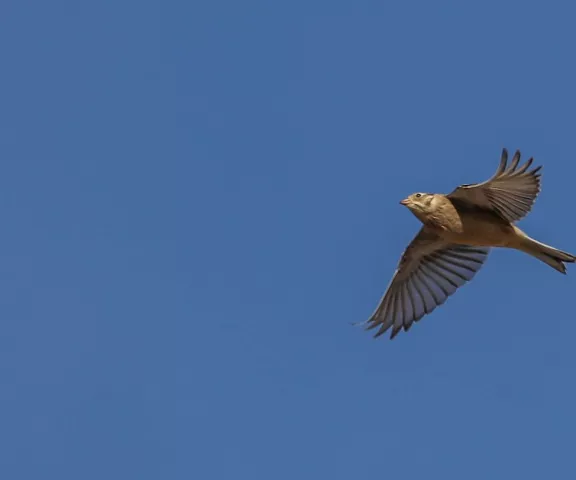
[506,150,521,173]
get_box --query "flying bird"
[364,148,575,340]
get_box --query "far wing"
[448,148,541,222]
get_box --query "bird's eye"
[415,193,422,198]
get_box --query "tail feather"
[517,235,576,274]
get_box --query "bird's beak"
[400,198,409,206]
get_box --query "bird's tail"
[515,230,576,274]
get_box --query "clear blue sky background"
[1,1,575,479]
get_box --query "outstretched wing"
[447,148,542,223]
[365,228,489,339]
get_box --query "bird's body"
[422,198,515,246]
[365,148,575,339]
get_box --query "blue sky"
[1,1,576,479]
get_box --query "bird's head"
[400,193,435,218]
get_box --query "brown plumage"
[364,148,575,340]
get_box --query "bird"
[364,148,575,340]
